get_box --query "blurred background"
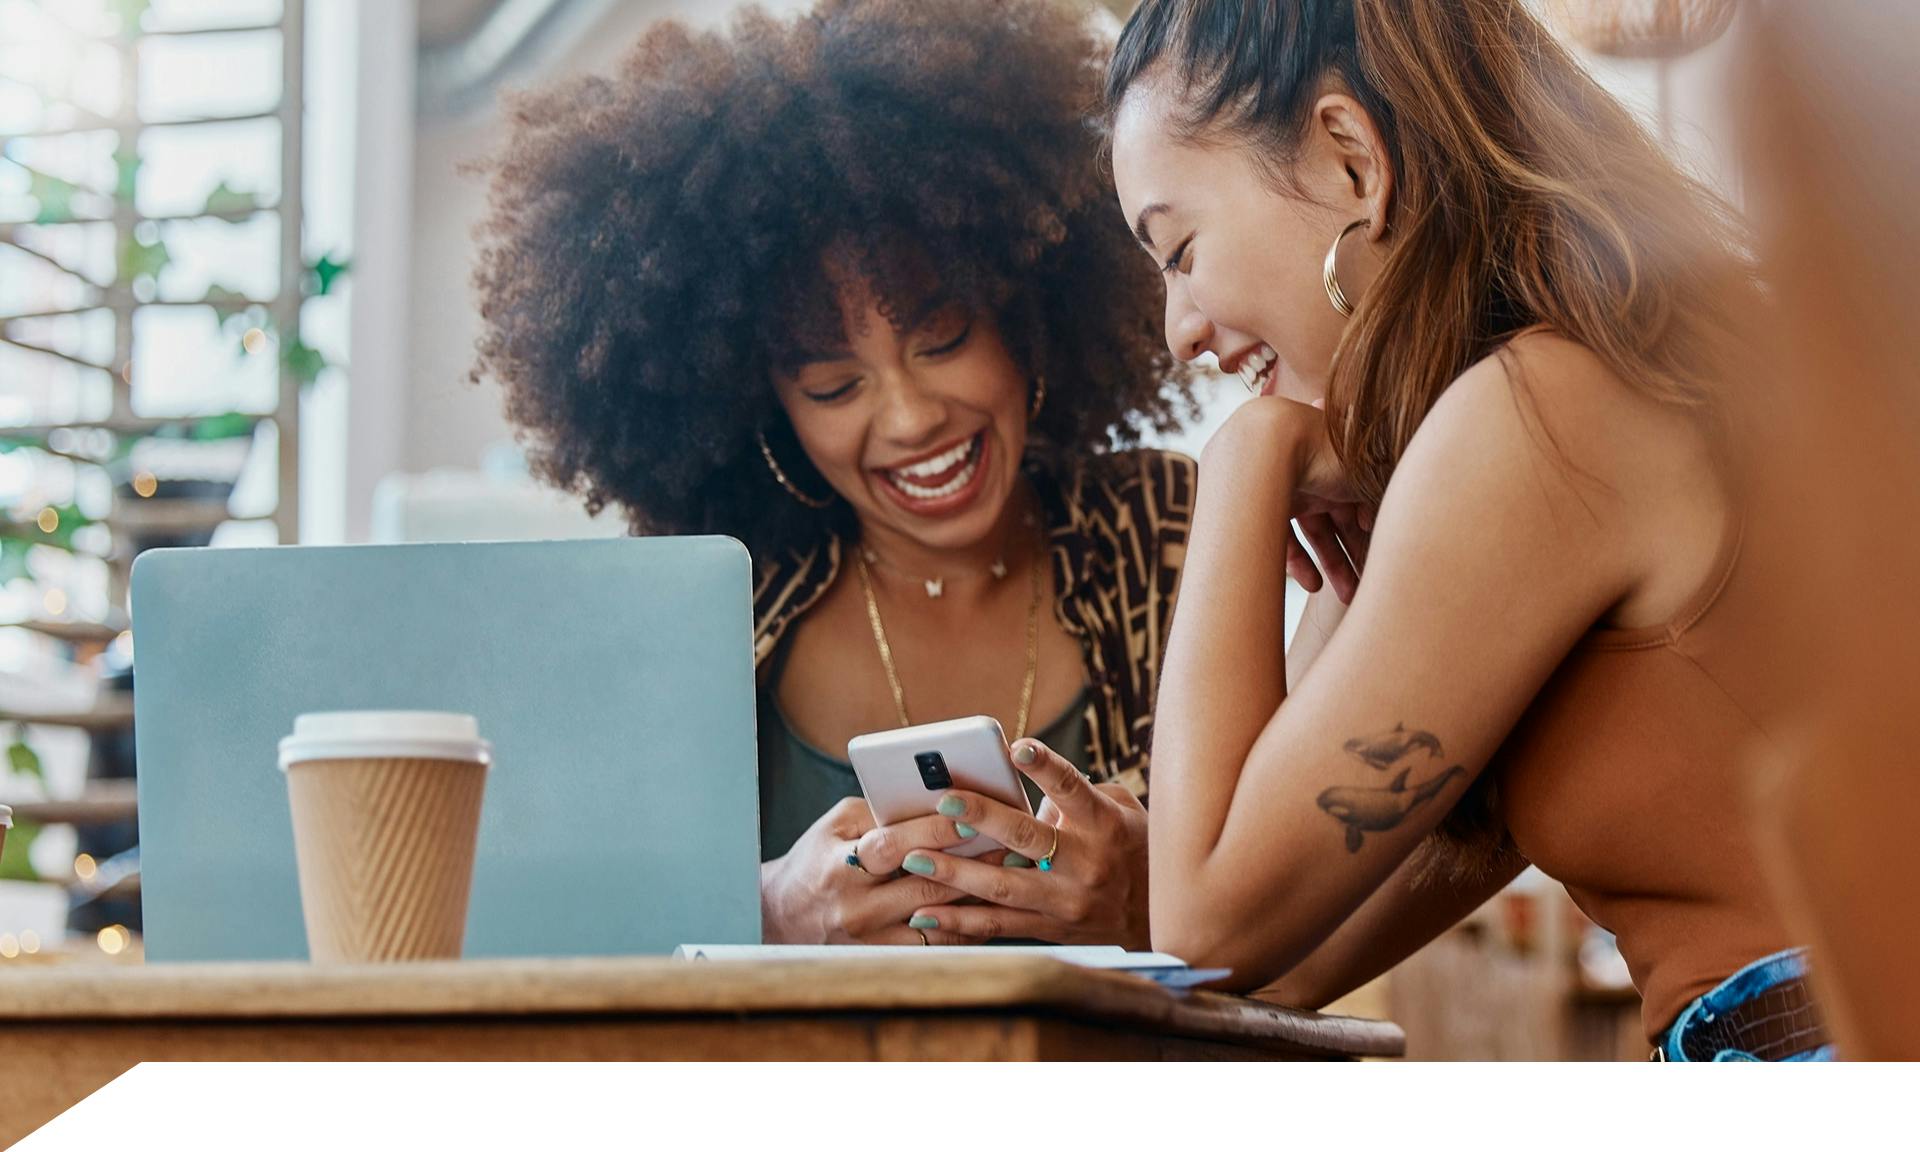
[0,0,1751,1057]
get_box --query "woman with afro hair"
[473,0,1203,946]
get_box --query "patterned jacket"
[751,449,1196,799]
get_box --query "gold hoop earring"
[1028,375,1048,423]
[1323,218,1369,318]
[757,427,833,509]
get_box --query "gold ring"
[844,846,871,875]
[915,928,931,946]
[1037,824,1060,872]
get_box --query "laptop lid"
[131,536,761,961]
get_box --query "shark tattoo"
[1318,724,1465,853]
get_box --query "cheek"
[781,401,865,481]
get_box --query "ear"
[1311,93,1395,242]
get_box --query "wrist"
[760,856,798,943]
[1202,397,1313,474]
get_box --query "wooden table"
[0,954,1401,1140]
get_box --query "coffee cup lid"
[0,804,11,828]
[278,711,492,771]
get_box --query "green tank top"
[756,686,1092,861]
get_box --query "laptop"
[131,536,762,962]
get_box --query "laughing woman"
[473,0,1196,947]
[1105,0,1830,1060]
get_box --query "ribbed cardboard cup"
[279,713,490,964]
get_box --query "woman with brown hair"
[1088,0,1829,1059]
[472,0,1196,948]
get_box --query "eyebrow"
[1133,202,1171,250]
[790,295,960,368]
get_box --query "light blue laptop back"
[131,536,762,961]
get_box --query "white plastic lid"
[278,711,492,771]
[0,804,11,828]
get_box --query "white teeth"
[885,437,982,501]
[1236,344,1277,392]
[897,438,974,479]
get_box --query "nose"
[1164,279,1214,363]
[873,370,948,446]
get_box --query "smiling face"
[770,279,1031,556]
[1109,75,1391,406]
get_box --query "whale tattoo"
[1342,723,1444,771]
[1317,764,1467,853]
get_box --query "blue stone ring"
[845,847,872,875]
[1036,824,1060,872]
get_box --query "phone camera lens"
[914,751,953,790]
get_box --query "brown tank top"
[1493,515,1797,1040]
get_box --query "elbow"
[1150,899,1279,994]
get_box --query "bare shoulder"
[1418,332,1708,501]
[1399,330,1726,627]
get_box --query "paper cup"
[0,804,11,871]
[279,712,490,964]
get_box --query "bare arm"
[1151,343,1658,991]
[1258,850,1528,1008]
[1286,589,1349,694]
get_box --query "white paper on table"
[672,944,1194,970]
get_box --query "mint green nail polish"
[902,854,935,876]
[937,795,966,817]
[955,822,978,839]
[1004,852,1032,868]
[1012,743,1038,766]
[909,915,939,931]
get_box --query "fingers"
[1007,738,1102,824]
[852,811,974,876]
[1093,780,1145,814]
[878,922,984,947]
[821,795,877,839]
[899,848,1052,916]
[934,789,1056,861]
[907,904,1057,943]
[859,875,971,925]
[1298,512,1359,604]
[1286,525,1325,592]
[1330,505,1371,574]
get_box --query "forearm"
[1150,409,1302,945]
[1257,850,1527,1007]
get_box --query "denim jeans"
[1656,947,1836,1061]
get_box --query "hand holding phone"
[847,716,1033,859]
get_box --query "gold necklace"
[858,546,1006,600]
[855,540,1043,740]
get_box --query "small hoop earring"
[757,427,833,509]
[1323,218,1369,318]
[1028,375,1048,423]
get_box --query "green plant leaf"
[115,148,140,203]
[190,412,260,441]
[109,0,150,38]
[0,538,32,585]
[7,740,42,781]
[280,335,327,389]
[202,284,255,328]
[29,170,77,225]
[32,503,88,550]
[306,252,351,296]
[202,180,260,218]
[119,232,171,285]
[0,818,43,882]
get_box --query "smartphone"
[846,715,1034,859]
